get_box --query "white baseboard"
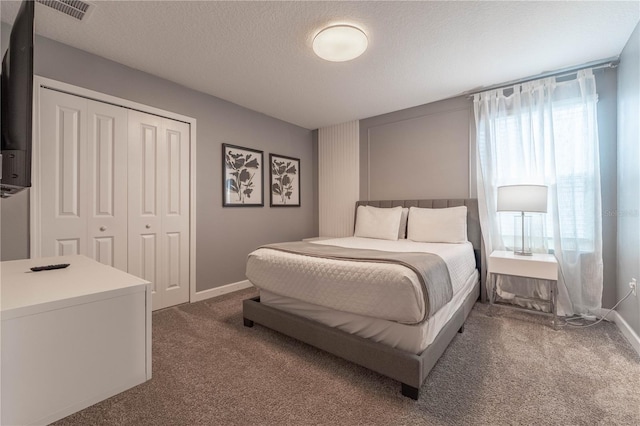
[191,280,254,303]
[593,308,640,357]
[611,311,640,357]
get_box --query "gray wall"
[597,68,619,310]
[616,22,640,336]
[0,23,317,292]
[359,96,473,201]
[359,69,619,309]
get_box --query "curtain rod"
[463,57,619,98]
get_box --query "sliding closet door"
[128,111,190,310]
[38,90,128,266]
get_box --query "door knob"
[99,226,106,232]
[145,224,151,229]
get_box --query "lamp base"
[513,213,533,256]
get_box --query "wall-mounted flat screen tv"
[1,0,35,197]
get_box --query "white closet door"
[38,90,128,267]
[86,100,128,270]
[39,90,88,257]
[128,111,163,310]
[128,111,190,310]
[160,119,190,308]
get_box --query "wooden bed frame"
[243,199,486,400]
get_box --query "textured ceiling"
[1,1,639,129]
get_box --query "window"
[475,69,603,314]
[491,99,598,252]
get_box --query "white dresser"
[1,255,151,426]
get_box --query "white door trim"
[31,76,198,303]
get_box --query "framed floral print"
[222,144,264,207]
[270,154,300,207]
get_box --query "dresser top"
[2,255,149,319]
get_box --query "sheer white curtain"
[474,69,603,316]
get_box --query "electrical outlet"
[630,278,637,297]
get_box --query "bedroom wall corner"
[616,21,640,339]
[318,121,359,237]
[312,129,319,236]
[596,67,620,310]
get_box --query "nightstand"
[488,250,559,329]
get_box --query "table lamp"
[497,184,548,256]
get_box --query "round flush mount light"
[313,25,368,62]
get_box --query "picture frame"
[222,144,264,207]
[270,154,300,207]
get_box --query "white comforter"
[246,237,476,324]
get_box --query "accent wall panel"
[367,108,470,200]
[318,121,359,237]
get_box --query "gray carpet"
[54,288,640,425]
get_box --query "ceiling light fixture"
[313,25,368,62]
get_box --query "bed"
[242,199,486,400]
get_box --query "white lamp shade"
[497,185,548,213]
[313,25,368,62]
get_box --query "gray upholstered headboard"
[355,199,487,302]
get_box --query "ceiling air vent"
[36,0,95,21]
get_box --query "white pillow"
[354,205,403,241]
[407,206,468,243]
[398,208,409,239]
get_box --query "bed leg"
[401,383,419,400]
[243,318,254,328]
[458,323,465,333]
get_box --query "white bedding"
[260,269,478,354]
[246,237,476,324]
